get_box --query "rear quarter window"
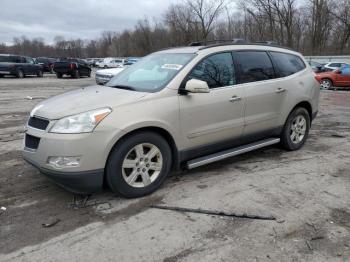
[270,52,306,77]
[233,51,275,84]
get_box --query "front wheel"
[280,107,310,151]
[106,132,172,198]
[16,69,24,78]
[37,70,43,77]
[320,78,333,90]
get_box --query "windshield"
[106,53,196,92]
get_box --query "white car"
[323,62,349,71]
[95,67,125,85]
[98,58,125,68]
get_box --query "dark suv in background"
[0,54,43,78]
[53,58,91,78]
[36,57,58,73]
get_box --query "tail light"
[70,63,76,70]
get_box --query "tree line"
[0,0,349,58]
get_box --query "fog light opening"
[47,156,81,168]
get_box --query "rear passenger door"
[233,51,283,136]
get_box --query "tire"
[106,132,172,198]
[56,73,62,78]
[37,70,43,77]
[0,74,4,78]
[16,69,24,78]
[320,78,333,90]
[280,107,310,151]
[72,70,80,79]
[104,65,108,69]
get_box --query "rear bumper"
[23,156,104,194]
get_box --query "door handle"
[276,88,286,93]
[229,95,242,102]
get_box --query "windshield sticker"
[161,64,183,70]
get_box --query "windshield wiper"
[108,85,136,91]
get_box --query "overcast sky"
[0,0,179,44]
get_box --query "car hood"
[31,85,148,119]
[96,67,125,75]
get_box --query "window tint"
[329,63,341,67]
[270,52,306,77]
[234,51,275,83]
[188,52,235,89]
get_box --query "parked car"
[23,43,319,197]
[315,65,350,90]
[98,58,125,68]
[36,57,57,73]
[124,57,140,65]
[0,54,43,78]
[95,67,125,85]
[308,61,325,73]
[53,58,91,78]
[323,62,349,71]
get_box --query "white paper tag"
[161,64,183,70]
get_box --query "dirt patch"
[330,208,350,229]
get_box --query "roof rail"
[189,38,248,46]
[194,39,295,51]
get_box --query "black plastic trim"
[23,156,104,194]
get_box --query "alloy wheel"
[290,115,307,144]
[122,143,163,188]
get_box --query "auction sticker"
[161,64,183,70]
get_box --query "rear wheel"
[16,69,24,78]
[106,132,172,198]
[0,74,4,78]
[280,107,310,151]
[320,78,333,90]
[56,73,62,78]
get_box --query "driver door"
[179,52,245,149]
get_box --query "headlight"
[50,108,112,134]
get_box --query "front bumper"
[23,156,103,194]
[95,75,112,85]
[22,118,126,194]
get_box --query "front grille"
[25,134,40,150]
[28,117,49,130]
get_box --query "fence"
[304,55,350,64]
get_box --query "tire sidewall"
[106,132,172,198]
[282,107,310,150]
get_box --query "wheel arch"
[106,126,180,173]
[289,101,313,123]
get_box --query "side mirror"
[185,79,210,93]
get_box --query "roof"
[157,43,301,57]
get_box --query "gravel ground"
[0,73,349,262]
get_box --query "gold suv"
[23,43,320,198]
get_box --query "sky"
[0,0,179,44]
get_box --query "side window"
[188,52,235,89]
[270,52,306,77]
[233,51,275,84]
[26,57,34,64]
[329,63,340,67]
[341,67,350,75]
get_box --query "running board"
[186,138,280,169]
